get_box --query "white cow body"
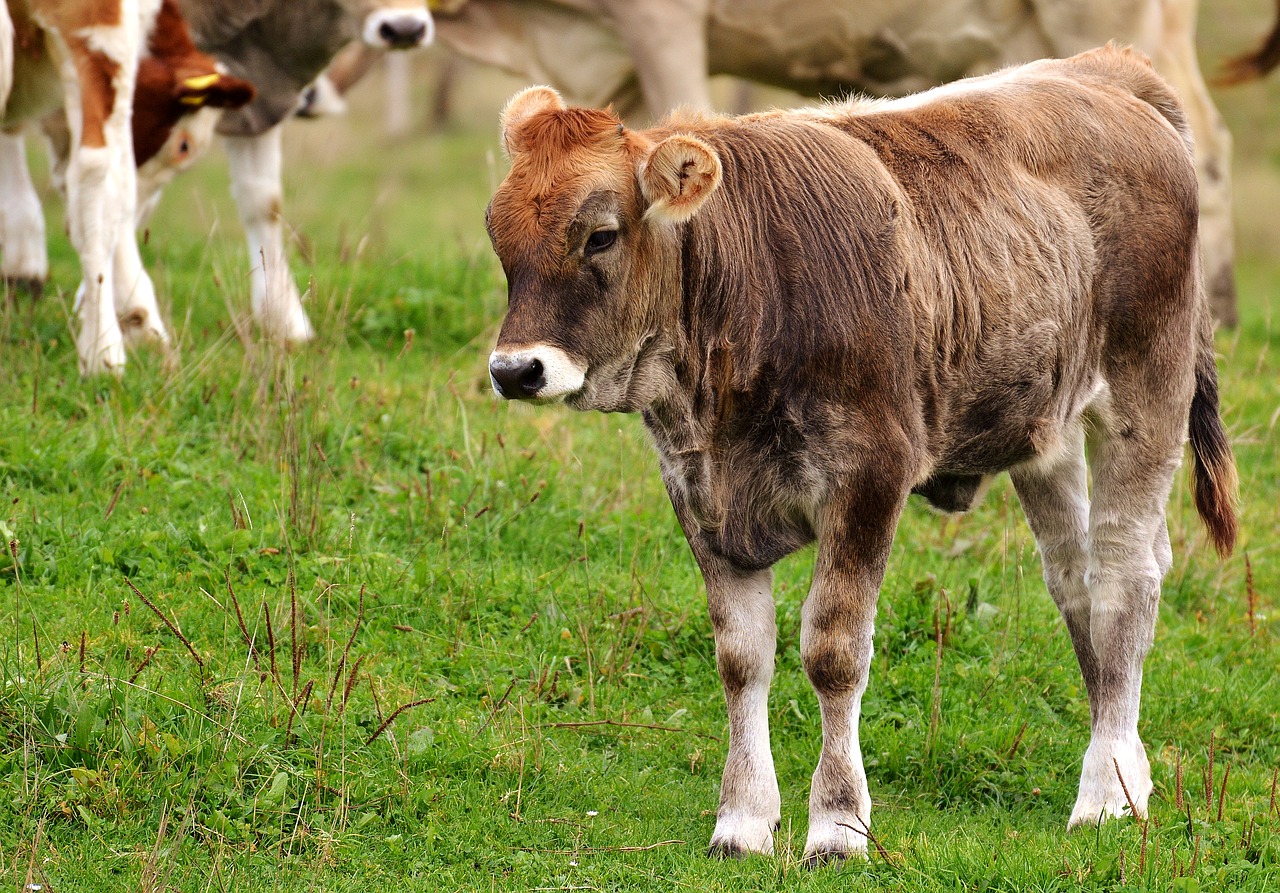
[436,0,1239,323]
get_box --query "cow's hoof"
[708,812,777,859]
[4,277,44,301]
[707,840,750,860]
[802,846,856,869]
[262,308,315,346]
[119,308,170,347]
[79,343,127,377]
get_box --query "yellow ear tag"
[182,73,221,91]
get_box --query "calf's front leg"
[802,474,907,864]
[696,555,780,856]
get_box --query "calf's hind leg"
[1066,406,1183,826]
[1010,421,1112,819]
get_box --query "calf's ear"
[639,135,722,224]
[501,86,565,157]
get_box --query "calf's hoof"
[78,340,127,377]
[1067,738,1151,829]
[708,815,777,859]
[261,308,316,346]
[802,846,862,869]
[803,815,870,866]
[120,308,171,348]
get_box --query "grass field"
[3,11,1280,890]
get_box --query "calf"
[485,46,1238,861]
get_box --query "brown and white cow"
[0,0,252,371]
[485,46,1238,861]
[1,0,162,374]
[437,0,1248,325]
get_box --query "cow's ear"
[639,135,722,224]
[176,72,256,110]
[501,86,565,157]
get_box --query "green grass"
[3,28,1280,890]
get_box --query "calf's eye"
[585,229,618,256]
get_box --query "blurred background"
[113,0,1280,325]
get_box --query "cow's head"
[486,87,722,413]
[136,107,223,225]
[133,58,255,165]
[345,0,435,50]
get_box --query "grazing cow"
[485,46,1238,861]
[152,0,435,344]
[0,0,252,369]
[436,0,1245,325]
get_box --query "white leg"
[598,0,712,117]
[703,563,780,857]
[224,127,314,344]
[1010,421,1119,824]
[50,4,158,376]
[113,228,168,345]
[1067,415,1182,826]
[0,130,50,293]
[1154,0,1237,325]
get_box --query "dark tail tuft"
[1188,332,1239,558]
[1216,0,1280,85]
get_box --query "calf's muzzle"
[488,345,587,402]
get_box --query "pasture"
[4,11,1280,892]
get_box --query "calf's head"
[487,87,722,412]
[346,0,435,49]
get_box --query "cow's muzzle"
[489,346,585,402]
[364,9,434,49]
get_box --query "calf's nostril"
[519,359,546,396]
[490,356,546,399]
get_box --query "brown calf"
[485,45,1238,862]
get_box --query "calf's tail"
[1188,324,1239,558]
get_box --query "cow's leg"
[1009,420,1106,785]
[112,227,168,345]
[598,0,712,117]
[1154,0,1237,326]
[55,21,145,375]
[802,468,908,863]
[699,558,780,857]
[0,130,49,297]
[224,126,314,344]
